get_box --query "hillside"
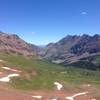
[0,53,100,99]
[42,34,100,70]
[0,31,38,57]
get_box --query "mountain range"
[43,34,100,63]
[42,34,100,70]
[0,31,100,70]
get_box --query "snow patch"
[0,73,20,82]
[83,84,91,87]
[87,84,91,87]
[46,99,57,100]
[65,92,88,100]
[32,96,42,99]
[54,82,63,91]
[2,67,20,72]
[0,60,4,62]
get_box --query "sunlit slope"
[0,53,100,90]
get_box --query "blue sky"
[0,0,100,45]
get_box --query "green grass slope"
[0,53,100,91]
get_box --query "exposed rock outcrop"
[0,31,37,57]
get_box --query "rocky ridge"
[42,34,100,65]
[0,31,37,57]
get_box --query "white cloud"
[31,32,35,34]
[81,12,87,15]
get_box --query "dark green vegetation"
[67,61,100,70]
[0,53,100,90]
[64,55,100,71]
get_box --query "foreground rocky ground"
[0,89,94,100]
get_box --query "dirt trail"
[0,89,94,100]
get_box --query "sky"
[0,0,100,45]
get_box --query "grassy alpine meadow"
[0,53,100,91]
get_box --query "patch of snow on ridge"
[32,96,42,99]
[65,92,88,100]
[54,82,63,91]
[0,73,20,82]
[0,60,4,62]
[2,67,11,70]
[2,67,20,72]
[46,98,58,100]
[82,84,91,87]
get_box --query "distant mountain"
[42,34,100,66]
[0,31,38,57]
[0,31,100,70]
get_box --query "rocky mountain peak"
[43,34,100,64]
[0,32,37,57]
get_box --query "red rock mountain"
[0,31,37,57]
